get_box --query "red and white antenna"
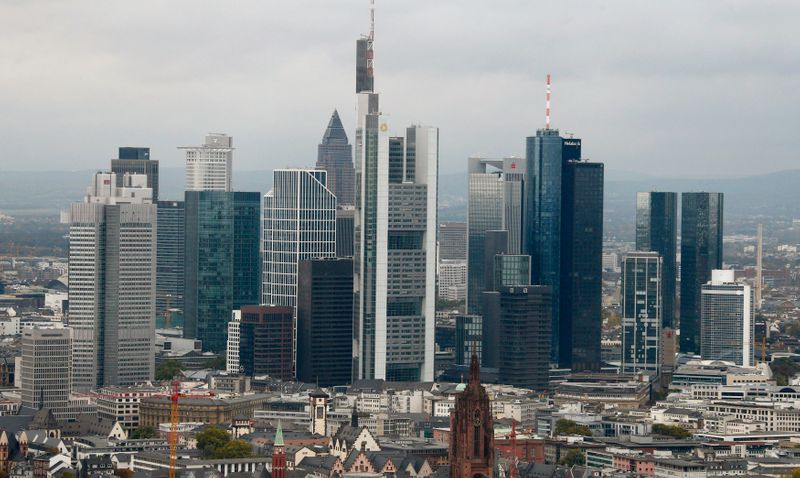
[369,0,375,41]
[545,74,551,129]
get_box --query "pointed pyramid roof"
[321,110,349,145]
[274,420,284,447]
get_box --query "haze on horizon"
[0,0,798,177]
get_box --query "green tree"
[555,419,592,437]
[155,359,184,381]
[213,439,253,459]
[559,449,585,467]
[652,423,692,439]
[196,426,231,458]
[771,357,800,386]
[130,425,158,439]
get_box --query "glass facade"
[621,252,661,373]
[680,192,724,354]
[525,130,567,364]
[297,258,354,386]
[238,305,294,380]
[636,192,677,328]
[184,191,260,353]
[262,169,336,307]
[111,146,159,201]
[156,201,185,326]
[561,160,604,371]
[466,157,523,315]
[498,286,551,391]
[493,254,531,289]
[455,315,482,366]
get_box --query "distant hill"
[2,168,799,222]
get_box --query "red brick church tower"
[272,421,286,478]
[450,351,494,478]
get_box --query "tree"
[155,359,184,381]
[196,426,231,458]
[771,357,800,386]
[554,419,592,437]
[559,449,585,467]
[130,425,158,439]
[213,439,253,459]
[652,423,692,439]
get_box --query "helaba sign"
[563,139,581,147]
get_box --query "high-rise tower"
[524,77,603,370]
[262,169,336,307]
[680,192,724,354]
[111,147,159,201]
[68,172,156,390]
[317,110,355,207]
[352,5,438,381]
[621,251,662,373]
[181,134,234,192]
[466,157,524,316]
[700,270,753,366]
[636,192,678,328]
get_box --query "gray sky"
[1,0,798,177]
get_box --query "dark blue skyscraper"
[636,192,678,328]
[184,191,260,352]
[525,128,603,370]
[680,192,724,354]
[156,200,185,324]
[317,110,355,207]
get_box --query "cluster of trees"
[196,426,253,459]
[652,423,692,439]
[554,419,592,437]
[130,426,158,439]
[155,360,184,381]
[559,449,585,466]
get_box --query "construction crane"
[169,378,215,478]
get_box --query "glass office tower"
[636,192,677,328]
[680,192,724,354]
[184,191,260,352]
[621,251,662,373]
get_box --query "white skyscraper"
[181,133,234,192]
[701,269,754,367]
[226,310,241,373]
[262,169,336,307]
[68,172,156,390]
[352,20,439,380]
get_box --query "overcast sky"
[1,0,798,177]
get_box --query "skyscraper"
[21,327,72,411]
[636,192,678,328]
[438,222,467,262]
[497,285,551,392]
[466,157,524,315]
[262,169,336,307]
[701,270,753,366]
[454,314,482,366]
[621,252,662,373]
[352,16,438,381]
[68,172,156,390]
[156,200,185,323]
[680,192,724,354]
[561,160,604,371]
[181,133,234,192]
[237,305,294,380]
[335,208,356,258]
[111,147,159,201]
[296,258,354,387]
[524,125,603,370]
[184,191,260,352]
[317,110,355,207]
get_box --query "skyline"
[1,1,798,177]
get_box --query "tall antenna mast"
[545,74,552,129]
[367,0,375,80]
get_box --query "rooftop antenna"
[545,74,552,129]
[367,0,375,80]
